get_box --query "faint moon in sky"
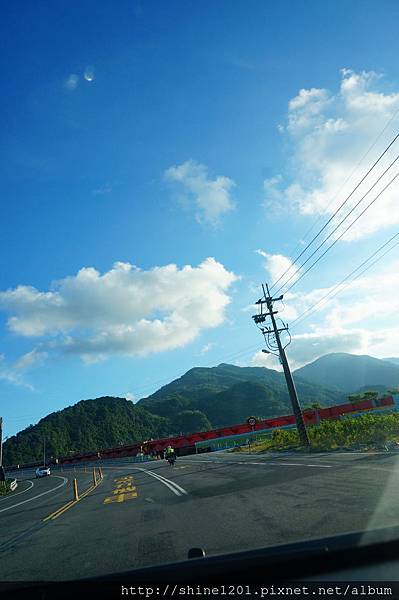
[84,67,95,82]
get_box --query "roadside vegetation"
[233,413,399,453]
[0,479,13,496]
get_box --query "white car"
[35,467,51,478]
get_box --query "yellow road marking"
[121,492,137,500]
[104,494,124,504]
[43,473,104,521]
[104,491,138,503]
[104,475,137,504]
[43,500,75,522]
[112,485,136,494]
[79,484,96,499]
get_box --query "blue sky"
[2,0,399,438]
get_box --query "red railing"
[8,395,396,469]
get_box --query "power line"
[269,131,399,292]
[279,106,399,263]
[276,166,399,295]
[290,232,399,329]
[282,171,399,295]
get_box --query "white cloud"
[289,328,368,369]
[0,259,238,363]
[200,342,214,355]
[248,257,399,369]
[289,260,399,331]
[265,69,399,239]
[256,249,300,292]
[251,327,369,371]
[0,354,34,390]
[251,350,281,370]
[64,74,79,90]
[14,349,48,370]
[165,160,235,225]
[125,392,136,402]
[92,185,112,196]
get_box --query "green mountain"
[138,362,343,426]
[294,353,399,393]
[3,397,169,466]
[3,361,353,466]
[383,357,399,367]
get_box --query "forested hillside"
[4,361,367,465]
[4,397,169,466]
[138,362,343,424]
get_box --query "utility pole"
[43,436,46,467]
[252,284,310,449]
[0,417,5,483]
[0,417,3,467]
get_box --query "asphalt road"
[1,451,399,581]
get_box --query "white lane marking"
[0,480,34,503]
[242,460,332,468]
[181,458,332,468]
[0,476,68,514]
[180,459,216,463]
[269,462,332,467]
[136,468,188,497]
[151,472,188,495]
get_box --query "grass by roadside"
[0,479,14,495]
[233,412,399,454]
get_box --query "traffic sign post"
[247,417,257,446]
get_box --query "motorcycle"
[167,454,176,466]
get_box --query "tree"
[348,394,365,403]
[303,402,322,410]
[173,411,211,435]
[363,391,378,401]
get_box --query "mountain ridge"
[5,353,399,465]
[294,353,399,392]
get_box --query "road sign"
[247,417,257,426]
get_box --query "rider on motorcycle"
[165,445,175,462]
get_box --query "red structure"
[55,394,398,464]
[9,395,397,470]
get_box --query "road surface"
[1,451,399,581]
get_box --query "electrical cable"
[277,167,399,295]
[289,232,399,329]
[276,106,399,265]
[284,170,399,294]
[269,131,399,292]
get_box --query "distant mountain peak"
[295,352,399,393]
